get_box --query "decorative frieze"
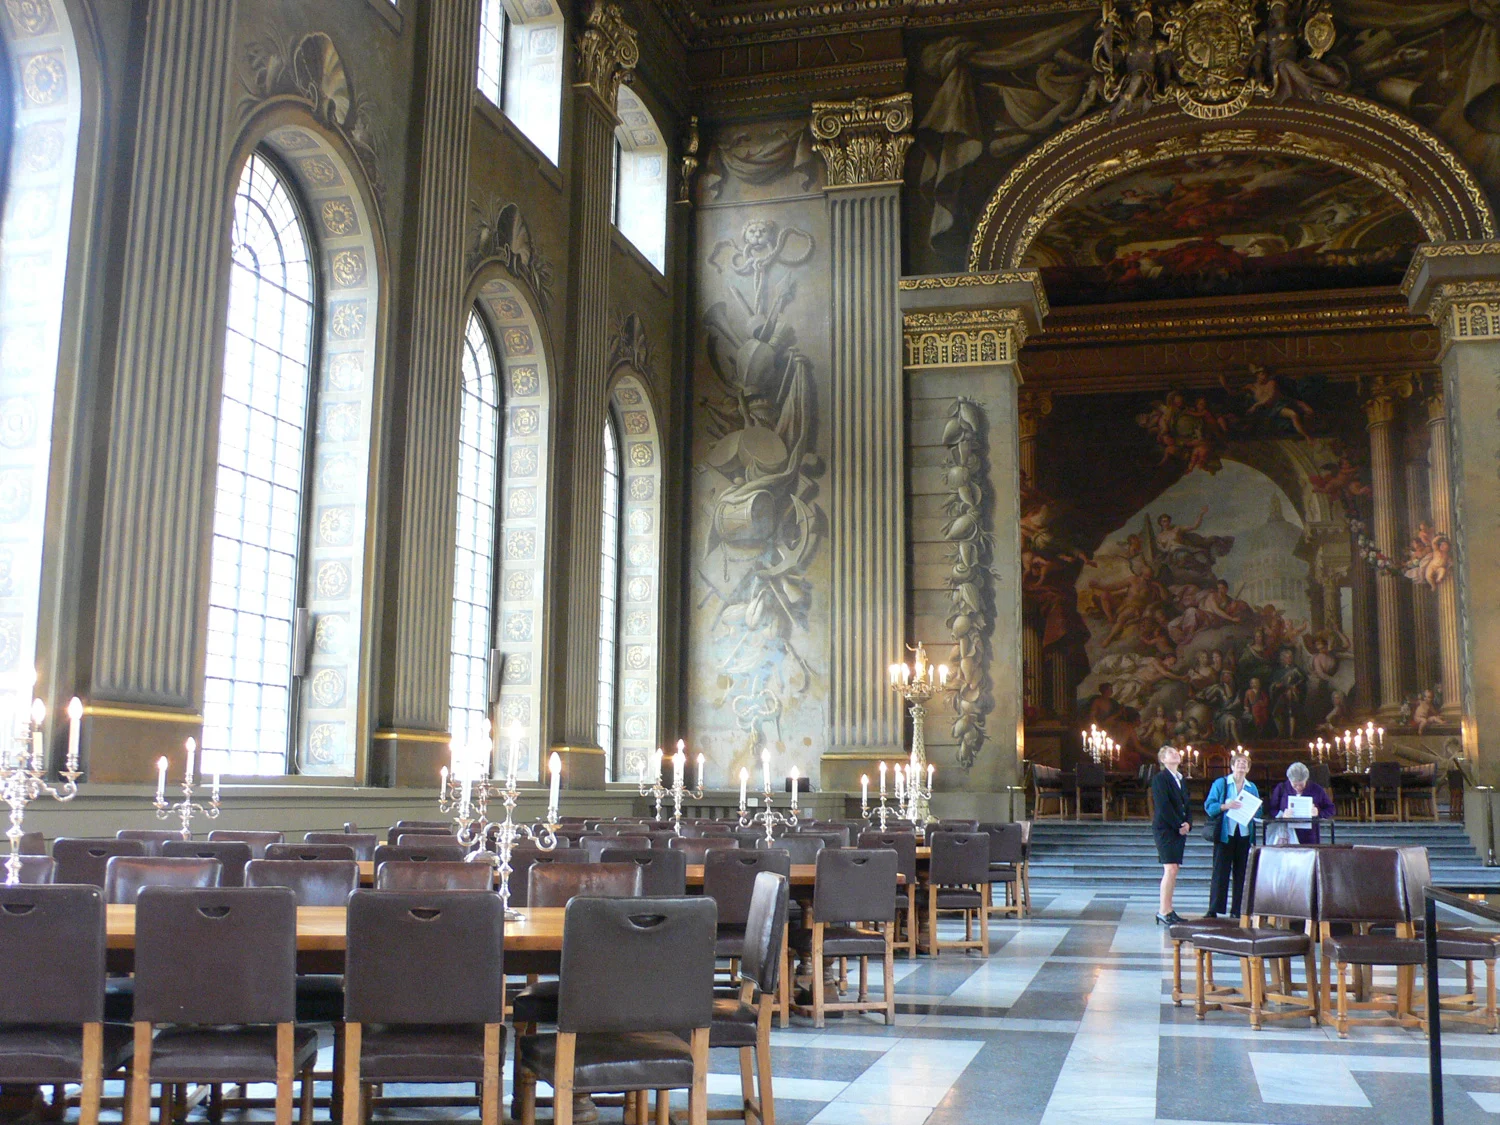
[810,94,913,187]
[902,309,1026,370]
[576,1,638,109]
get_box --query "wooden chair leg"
[1337,961,1350,1039]
[689,1027,709,1125]
[1195,949,1207,1020]
[811,923,826,1029]
[129,1023,153,1125]
[481,1024,500,1125]
[979,891,990,954]
[857,952,869,1003]
[273,1023,294,1125]
[1248,957,1263,1031]
[518,1066,538,1125]
[1172,941,1183,1005]
[884,923,896,1025]
[927,890,938,956]
[299,1063,315,1125]
[553,1032,576,1125]
[78,1022,102,1125]
[1488,960,1498,1033]
[655,1089,670,1125]
[739,1046,755,1121]
[1306,949,1321,1026]
[779,922,791,1028]
[342,1023,363,1125]
[756,1000,776,1125]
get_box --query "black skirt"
[1154,827,1186,865]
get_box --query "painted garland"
[942,398,994,768]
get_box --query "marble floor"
[26,888,1491,1123]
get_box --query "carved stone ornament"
[810,93,914,187]
[902,308,1026,370]
[468,198,555,311]
[575,0,638,109]
[1361,371,1415,428]
[1422,281,1500,351]
[678,115,700,204]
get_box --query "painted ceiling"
[1021,152,1425,306]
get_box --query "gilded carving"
[575,1,638,109]
[1361,373,1415,428]
[903,308,1027,369]
[809,93,915,186]
[678,115,700,204]
[20,51,65,106]
[1420,281,1500,350]
[320,199,359,237]
[899,271,1052,319]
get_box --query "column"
[382,0,483,785]
[1406,242,1500,783]
[1362,373,1414,714]
[891,273,1048,820]
[552,2,636,786]
[1404,423,1439,698]
[1425,388,1464,719]
[811,94,913,763]
[1018,389,1051,719]
[88,0,239,781]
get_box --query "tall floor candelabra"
[664,742,704,834]
[889,643,952,826]
[153,737,220,840]
[4,697,82,885]
[737,751,798,843]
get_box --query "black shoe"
[1156,913,1172,926]
[1166,911,1185,924]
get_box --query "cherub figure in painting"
[1220,364,1317,442]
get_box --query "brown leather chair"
[128,887,317,1125]
[245,859,360,907]
[1192,846,1319,1029]
[595,822,647,836]
[371,843,467,866]
[375,860,493,891]
[683,823,734,837]
[1030,763,1069,819]
[104,856,221,905]
[394,832,467,849]
[755,834,823,866]
[303,832,379,861]
[115,830,181,857]
[16,830,46,855]
[858,830,919,960]
[1166,847,1260,1009]
[1075,760,1110,821]
[505,846,588,908]
[936,819,980,832]
[581,835,650,862]
[0,885,132,1124]
[598,848,687,896]
[6,855,56,884]
[385,821,453,845]
[1318,846,1423,1037]
[266,842,359,862]
[978,823,1024,921]
[707,872,788,1125]
[162,840,252,887]
[790,849,898,1028]
[1367,762,1403,821]
[342,890,506,1124]
[53,838,146,888]
[920,831,990,957]
[668,835,738,864]
[1401,763,1439,821]
[705,849,793,1030]
[514,896,716,1125]
[207,830,285,859]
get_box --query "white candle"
[460,776,471,818]
[895,765,905,799]
[696,752,705,786]
[938,664,949,688]
[548,752,562,811]
[65,697,82,771]
[789,766,799,810]
[29,698,44,771]
[861,774,869,805]
[638,752,648,785]
[439,765,449,799]
[654,748,664,783]
[155,756,168,802]
[928,763,935,789]
[738,767,748,809]
[211,771,221,804]
[673,748,685,790]
[184,737,196,787]
[762,749,770,791]
[507,721,521,786]
[889,664,900,687]
[879,760,887,798]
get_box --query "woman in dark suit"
[1150,744,1191,925]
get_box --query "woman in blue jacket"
[1204,751,1259,918]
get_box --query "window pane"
[203,152,314,777]
[477,0,505,105]
[501,10,562,163]
[451,310,501,752]
[597,418,621,757]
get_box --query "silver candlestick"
[637,749,668,821]
[153,738,219,840]
[889,642,953,826]
[480,757,561,921]
[664,743,705,835]
[738,756,798,844]
[3,697,81,885]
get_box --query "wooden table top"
[355,861,908,886]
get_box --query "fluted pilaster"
[1403,425,1438,697]
[389,0,483,738]
[93,0,239,709]
[1363,373,1413,713]
[1426,390,1463,718]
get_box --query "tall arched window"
[451,309,501,751]
[476,0,563,165]
[596,415,623,757]
[203,152,316,777]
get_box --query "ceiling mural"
[1023,151,1425,305]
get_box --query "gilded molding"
[1420,281,1500,351]
[810,93,914,187]
[1400,241,1500,297]
[898,270,1051,319]
[1017,388,1053,443]
[576,1,639,109]
[1362,372,1416,427]
[1035,301,1422,344]
[902,308,1026,369]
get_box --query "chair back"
[105,855,222,904]
[556,896,716,1034]
[732,830,767,850]
[207,830,285,859]
[303,832,379,860]
[375,860,493,891]
[687,823,734,837]
[755,834,824,865]
[1368,761,1402,791]
[702,848,791,927]
[978,822,1024,865]
[1308,763,1332,789]
[134,886,296,1025]
[811,849,898,925]
[115,829,181,857]
[394,832,464,849]
[1242,846,1313,921]
[1396,845,1432,916]
[1075,761,1107,788]
[16,831,45,855]
[740,872,789,997]
[0,884,105,1024]
[244,858,360,906]
[597,823,648,836]
[667,835,737,863]
[798,830,849,850]
[506,846,588,907]
[162,839,252,886]
[52,837,145,887]
[937,819,980,832]
[528,861,643,907]
[583,835,650,862]
[6,856,55,884]
[345,890,505,1024]
[598,848,687,895]
[372,843,467,866]
[856,831,917,882]
[1032,763,1062,790]
[927,831,991,886]
[645,831,680,850]
[1316,845,1409,925]
[266,842,358,862]
[1019,819,1032,856]
[385,822,453,845]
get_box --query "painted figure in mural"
[1404,521,1454,588]
[1308,447,1371,519]
[1253,0,1347,101]
[1270,647,1309,738]
[1153,509,1234,588]
[1321,689,1352,735]
[1136,390,1232,473]
[1414,689,1442,734]
[1221,364,1318,442]
[1200,670,1246,745]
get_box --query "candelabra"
[861,766,897,832]
[1082,725,1120,767]
[637,748,668,821]
[889,643,952,826]
[482,755,561,921]
[898,761,934,832]
[153,738,220,841]
[737,756,798,844]
[3,697,81,886]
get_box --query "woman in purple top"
[1266,761,1336,844]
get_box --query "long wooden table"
[353,861,907,886]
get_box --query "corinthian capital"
[1362,372,1415,428]
[810,94,914,187]
[576,0,638,110]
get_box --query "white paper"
[1224,791,1262,827]
[1287,795,1315,818]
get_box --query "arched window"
[476,0,563,165]
[450,309,501,751]
[596,414,623,757]
[203,152,316,776]
[611,87,667,273]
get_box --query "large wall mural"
[689,120,831,788]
